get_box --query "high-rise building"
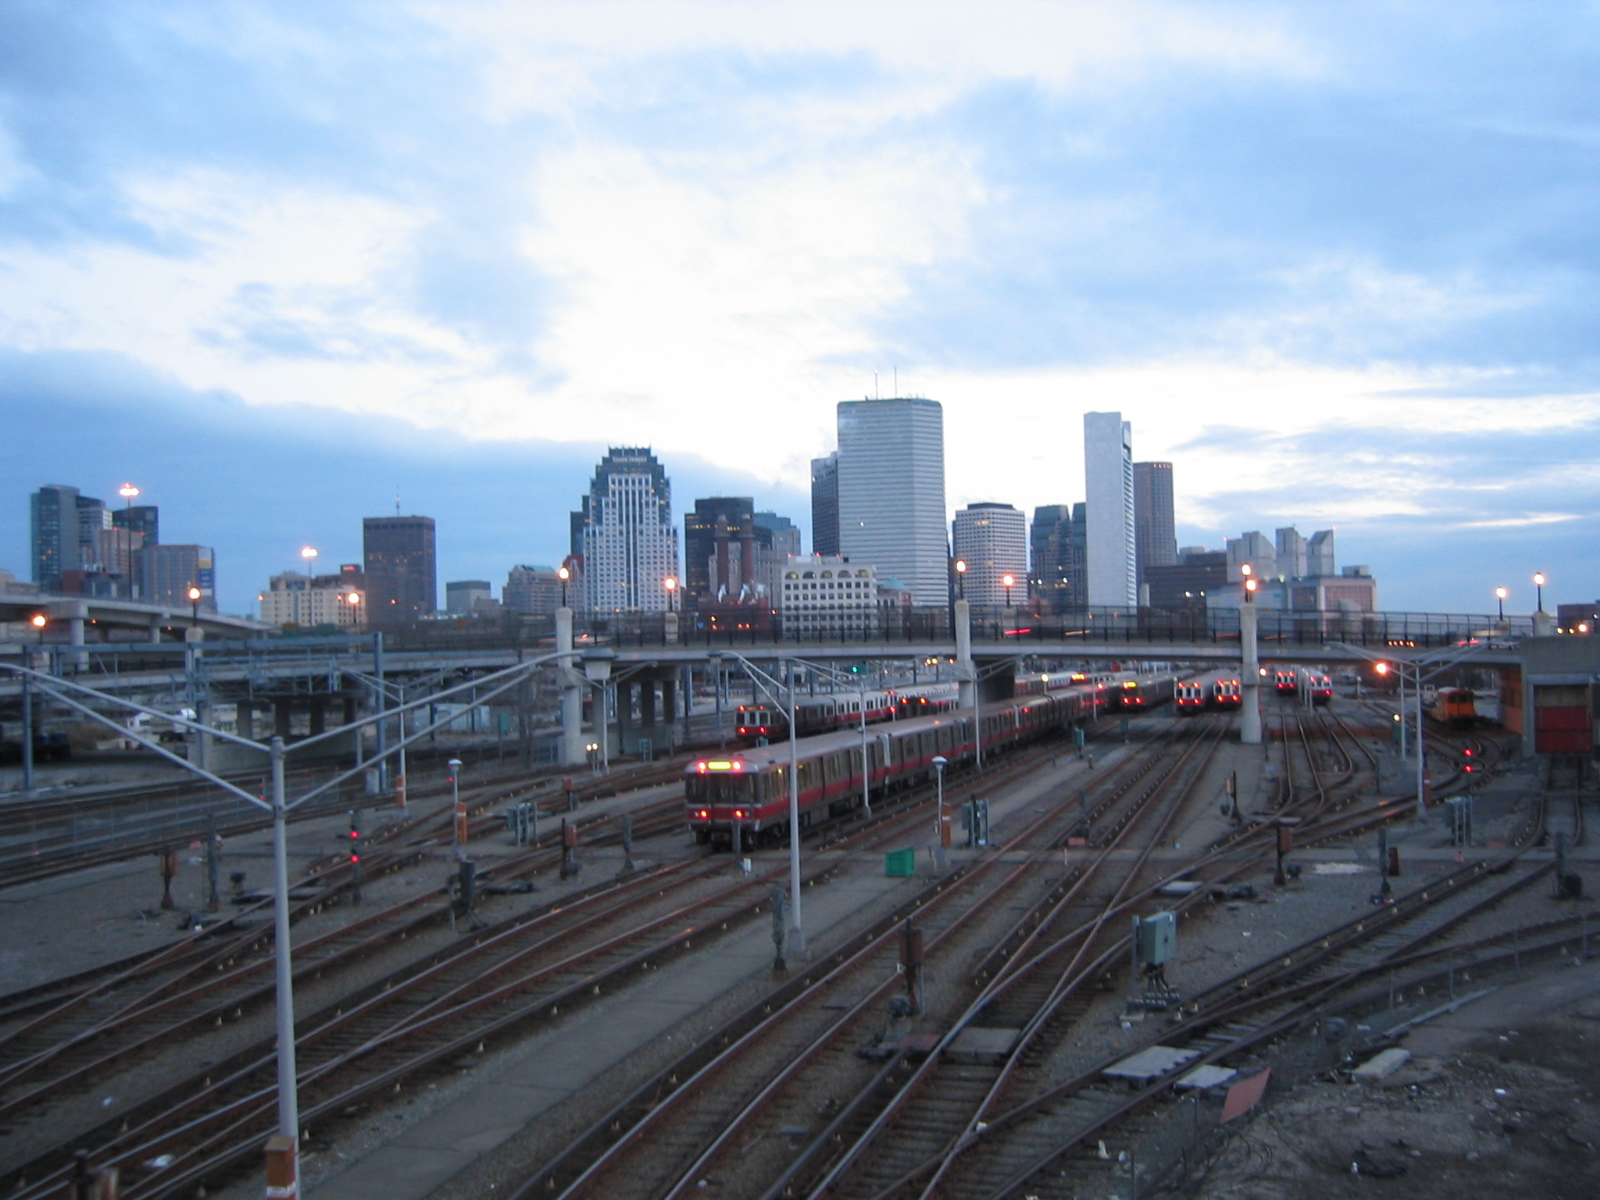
[578,448,680,613]
[76,496,111,569]
[952,503,1028,606]
[1132,461,1177,591]
[1275,527,1307,580]
[30,484,81,591]
[810,453,839,556]
[1144,549,1227,610]
[1029,503,1087,614]
[1307,529,1336,577]
[503,565,562,617]
[113,505,159,547]
[445,580,493,614]
[755,512,802,562]
[141,544,216,610]
[1225,531,1276,582]
[836,398,948,607]
[684,497,756,603]
[363,515,437,624]
[1084,412,1136,608]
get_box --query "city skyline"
[1,5,1597,614]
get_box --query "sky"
[1,1,1597,616]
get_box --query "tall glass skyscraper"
[837,398,948,607]
[1084,412,1136,608]
[1133,461,1177,590]
[578,447,680,613]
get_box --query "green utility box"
[885,847,917,877]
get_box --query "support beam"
[1240,603,1262,745]
[954,598,976,710]
[557,607,585,765]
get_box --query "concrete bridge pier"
[557,607,585,766]
[1240,602,1262,745]
[954,598,976,710]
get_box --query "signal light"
[348,821,361,864]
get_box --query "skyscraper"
[1083,412,1136,608]
[1132,461,1177,590]
[1030,503,1087,614]
[837,398,948,606]
[579,448,680,613]
[141,544,216,610]
[1307,529,1336,577]
[684,497,755,603]
[810,453,839,556]
[952,503,1028,606]
[30,484,81,591]
[1225,531,1276,581]
[363,515,437,624]
[113,505,160,547]
[1275,527,1308,579]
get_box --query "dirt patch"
[1178,1012,1600,1200]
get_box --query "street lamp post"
[933,755,948,858]
[118,483,139,598]
[954,559,967,600]
[664,575,678,612]
[449,757,466,859]
[1496,586,1507,623]
[187,585,202,627]
[1001,573,1015,609]
[558,565,571,610]
[785,660,804,956]
[1534,572,1546,613]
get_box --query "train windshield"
[692,775,749,802]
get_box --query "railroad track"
[505,718,1230,1200]
[873,852,1552,1200]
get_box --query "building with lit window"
[778,555,879,636]
[837,397,947,607]
[363,515,436,624]
[259,572,364,627]
[1030,503,1086,614]
[952,503,1027,606]
[576,448,680,613]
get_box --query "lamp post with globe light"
[118,483,139,597]
[1496,586,1507,623]
[557,565,571,609]
[664,575,678,612]
[1001,573,1015,608]
[1534,572,1546,613]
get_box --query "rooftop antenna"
[874,369,879,400]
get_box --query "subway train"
[688,678,1108,849]
[1427,687,1476,729]
[1176,670,1244,714]
[734,682,960,740]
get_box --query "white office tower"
[1307,528,1336,577]
[580,447,681,612]
[1083,412,1136,608]
[1275,527,1308,579]
[952,503,1028,606]
[1226,531,1276,581]
[837,397,949,607]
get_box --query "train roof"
[689,681,1101,773]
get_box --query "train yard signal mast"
[0,649,566,1198]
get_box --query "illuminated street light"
[664,575,678,613]
[1533,571,1547,613]
[954,559,967,600]
[187,585,202,627]
[557,564,571,609]
[118,483,140,599]
[1495,586,1507,622]
[1001,573,1015,607]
